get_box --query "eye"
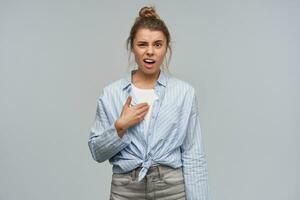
[138,43,147,47]
[154,43,162,48]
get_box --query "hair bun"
[139,6,160,19]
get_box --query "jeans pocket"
[111,173,132,186]
[162,168,184,185]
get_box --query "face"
[132,28,167,75]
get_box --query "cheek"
[132,51,142,62]
[133,49,144,59]
[158,51,167,61]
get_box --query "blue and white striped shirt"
[88,69,210,200]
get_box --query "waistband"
[128,164,182,182]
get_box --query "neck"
[132,69,160,89]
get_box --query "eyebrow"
[136,40,164,43]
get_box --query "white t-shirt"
[131,84,158,137]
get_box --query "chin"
[141,67,160,75]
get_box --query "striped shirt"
[88,69,210,200]
[131,83,158,138]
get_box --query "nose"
[146,46,154,56]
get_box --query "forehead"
[134,28,166,42]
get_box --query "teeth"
[144,59,155,63]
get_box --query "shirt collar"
[121,69,168,90]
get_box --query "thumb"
[125,95,132,107]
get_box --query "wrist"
[114,119,126,137]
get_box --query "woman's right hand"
[114,95,149,137]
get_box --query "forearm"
[88,123,131,163]
[182,153,210,200]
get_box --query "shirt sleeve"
[88,91,132,163]
[180,88,210,200]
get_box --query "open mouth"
[143,58,156,65]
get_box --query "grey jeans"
[110,165,186,200]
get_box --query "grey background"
[1,0,299,200]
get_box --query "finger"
[134,102,149,109]
[136,113,146,121]
[125,96,132,107]
[135,106,149,115]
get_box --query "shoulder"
[167,75,196,95]
[98,77,124,100]
[167,75,198,114]
[104,78,123,93]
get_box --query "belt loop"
[130,169,134,180]
[134,168,137,181]
[135,166,141,181]
[157,165,162,181]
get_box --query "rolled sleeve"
[180,89,210,200]
[88,92,131,163]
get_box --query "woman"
[88,6,210,200]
